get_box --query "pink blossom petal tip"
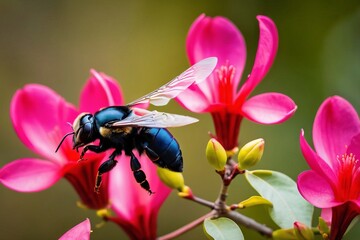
[0,158,62,192]
[59,218,91,240]
[241,92,297,124]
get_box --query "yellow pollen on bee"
[99,127,111,137]
[99,126,132,138]
[112,126,132,134]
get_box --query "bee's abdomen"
[145,128,183,172]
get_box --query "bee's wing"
[127,57,217,107]
[109,110,198,128]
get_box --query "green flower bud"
[206,138,227,171]
[157,167,185,191]
[238,138,264,170]
[294,222,314,240]
[238,196,273,209]
[177,185,194,199]
[272,228,297,240]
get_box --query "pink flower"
[176,14,297,150]
[297,96,360,240]
[0,70,123,209]
[106,152,171,240]
[59,218,91,240]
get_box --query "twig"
[191,195,215,209]
[157,211,216,240]
[224,210,273,238]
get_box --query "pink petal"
[186,14,246,101]
[297,170,339,208]
[175,84,213,113]
[347,133,360,170]
[236,16,279,104]
[347,134,360,182]
[299,130,336,181]
[11,84,78,162]
[313,96,360,169]
[109,152,171,221]
[109,153,170,239]
[79,69,124,113]
[59,218,91,240]
[0,158,62,192]
[321,208,332,224]
[240,92,297,124]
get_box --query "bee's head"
[55,112,97,153]
[72,113,96,151]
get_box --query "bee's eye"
[73,114,95,146]
[77,123,92,142]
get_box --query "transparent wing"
[127,57,217,107]
[109,110,199,128]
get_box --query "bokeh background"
[1,0,360,239]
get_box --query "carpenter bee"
[56,57,217,194]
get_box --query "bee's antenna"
[55,132,75,153]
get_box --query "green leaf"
[245,170,314,229]
[203,217,244,240]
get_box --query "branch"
[224,210,273,238]
[191,195,215,209]
[157,211,216,240]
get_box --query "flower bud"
[206,138,227,171]
[238,138,264,170]
[177,185,194,199]
[157,167,185,192]
[272,228,296,240]
[294,222,314,240]
[238,196,272,209]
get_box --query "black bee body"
[141,127,183,171]
[55,57,217,194]
[77,106,183,193]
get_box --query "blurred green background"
[1,0,359,239]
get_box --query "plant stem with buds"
[159,156,274,239]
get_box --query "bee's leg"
[144,146,159,162]
[94,150,118,193]
[80,142,110,160]
[130,152,153,195]
[142,144,170,170]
